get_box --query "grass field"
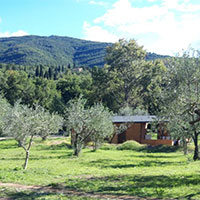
[0,137,200,199]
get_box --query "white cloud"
[0,30,29,38]
[83,21,119,42]
[83,0,200,55]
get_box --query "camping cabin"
[111,115,173,146]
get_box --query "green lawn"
[0,138,200,199]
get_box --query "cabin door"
[118,131,126,143]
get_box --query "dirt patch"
[0,182,166,200]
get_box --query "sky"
[0,0,200,55]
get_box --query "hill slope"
[0,35,168,67]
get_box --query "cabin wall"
[141,139,173,146]
[111,122,173,146]
[111,122,146,144]
[126,123,145,142]
[110,134,118,144]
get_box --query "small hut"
[111,115,173,146]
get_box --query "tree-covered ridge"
[0,35,168,67]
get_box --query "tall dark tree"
[104,39,166,112]
[61,65,65,73]
[35,66,39,77]
[48,67,53,79]
[39,65,44,77]
[57,66,61,73]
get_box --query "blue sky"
[0,0,200,55]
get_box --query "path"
[0,182,164,200]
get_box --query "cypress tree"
[61,65,65,73]
[48,67,53,79]
[35,66,39,77]
[58,66,61,72]
[39,65,44,77]
[54,72,57,80]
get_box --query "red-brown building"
[111,115,173,146]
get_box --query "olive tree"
[2,102,63,169]
[89,104,114,150]
[160,49,200,160]
[0,96,11,136]
[65,97,114,156]
[38,111,64,141]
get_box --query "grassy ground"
[0,138,200,199]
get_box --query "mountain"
[0,35,168,67]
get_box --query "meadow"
[0,137,200,199]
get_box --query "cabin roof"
[112,115,157,123]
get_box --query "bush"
[100,143,117,150]
[117,140,144,151]
[145,145,180,153]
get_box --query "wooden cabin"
[111,115,173,146]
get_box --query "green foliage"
[33,77,61,112]
[100,143,117,150]
[65,97,113,156]
[89,103,114,150]
[0,96,11,136]
[0,69,62,113]
[118,105,135,116]
[116,140,144,151]
[104,39,167,113]
[118,106,148,116]
[0,70,35,105]
[0,36,167,68]
[57,71,92,106]
[2,102,63,169]
[0,35,110,68]
[160,49,200,160]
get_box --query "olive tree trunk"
[21,136,34,170]
[193,132,199,161]
[24,150,30,170]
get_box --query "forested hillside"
[0,35,168,67]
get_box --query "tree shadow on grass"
[143,145,181,153]
[86,158,185,169]
[108,160,184,168]
[35,142,72,151]
[0,142,19,149]
[65,174,200,199]
[128,153,183,159]
[0,152,73,161]
[4,190,55,200]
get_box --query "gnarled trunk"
[193,132,199,161]
[73,141,82,157]
[182,139,188,155]
[73,134,82,157]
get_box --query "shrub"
[100,143,117,150]
[145,144,180,153]
[117,140,144,151]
